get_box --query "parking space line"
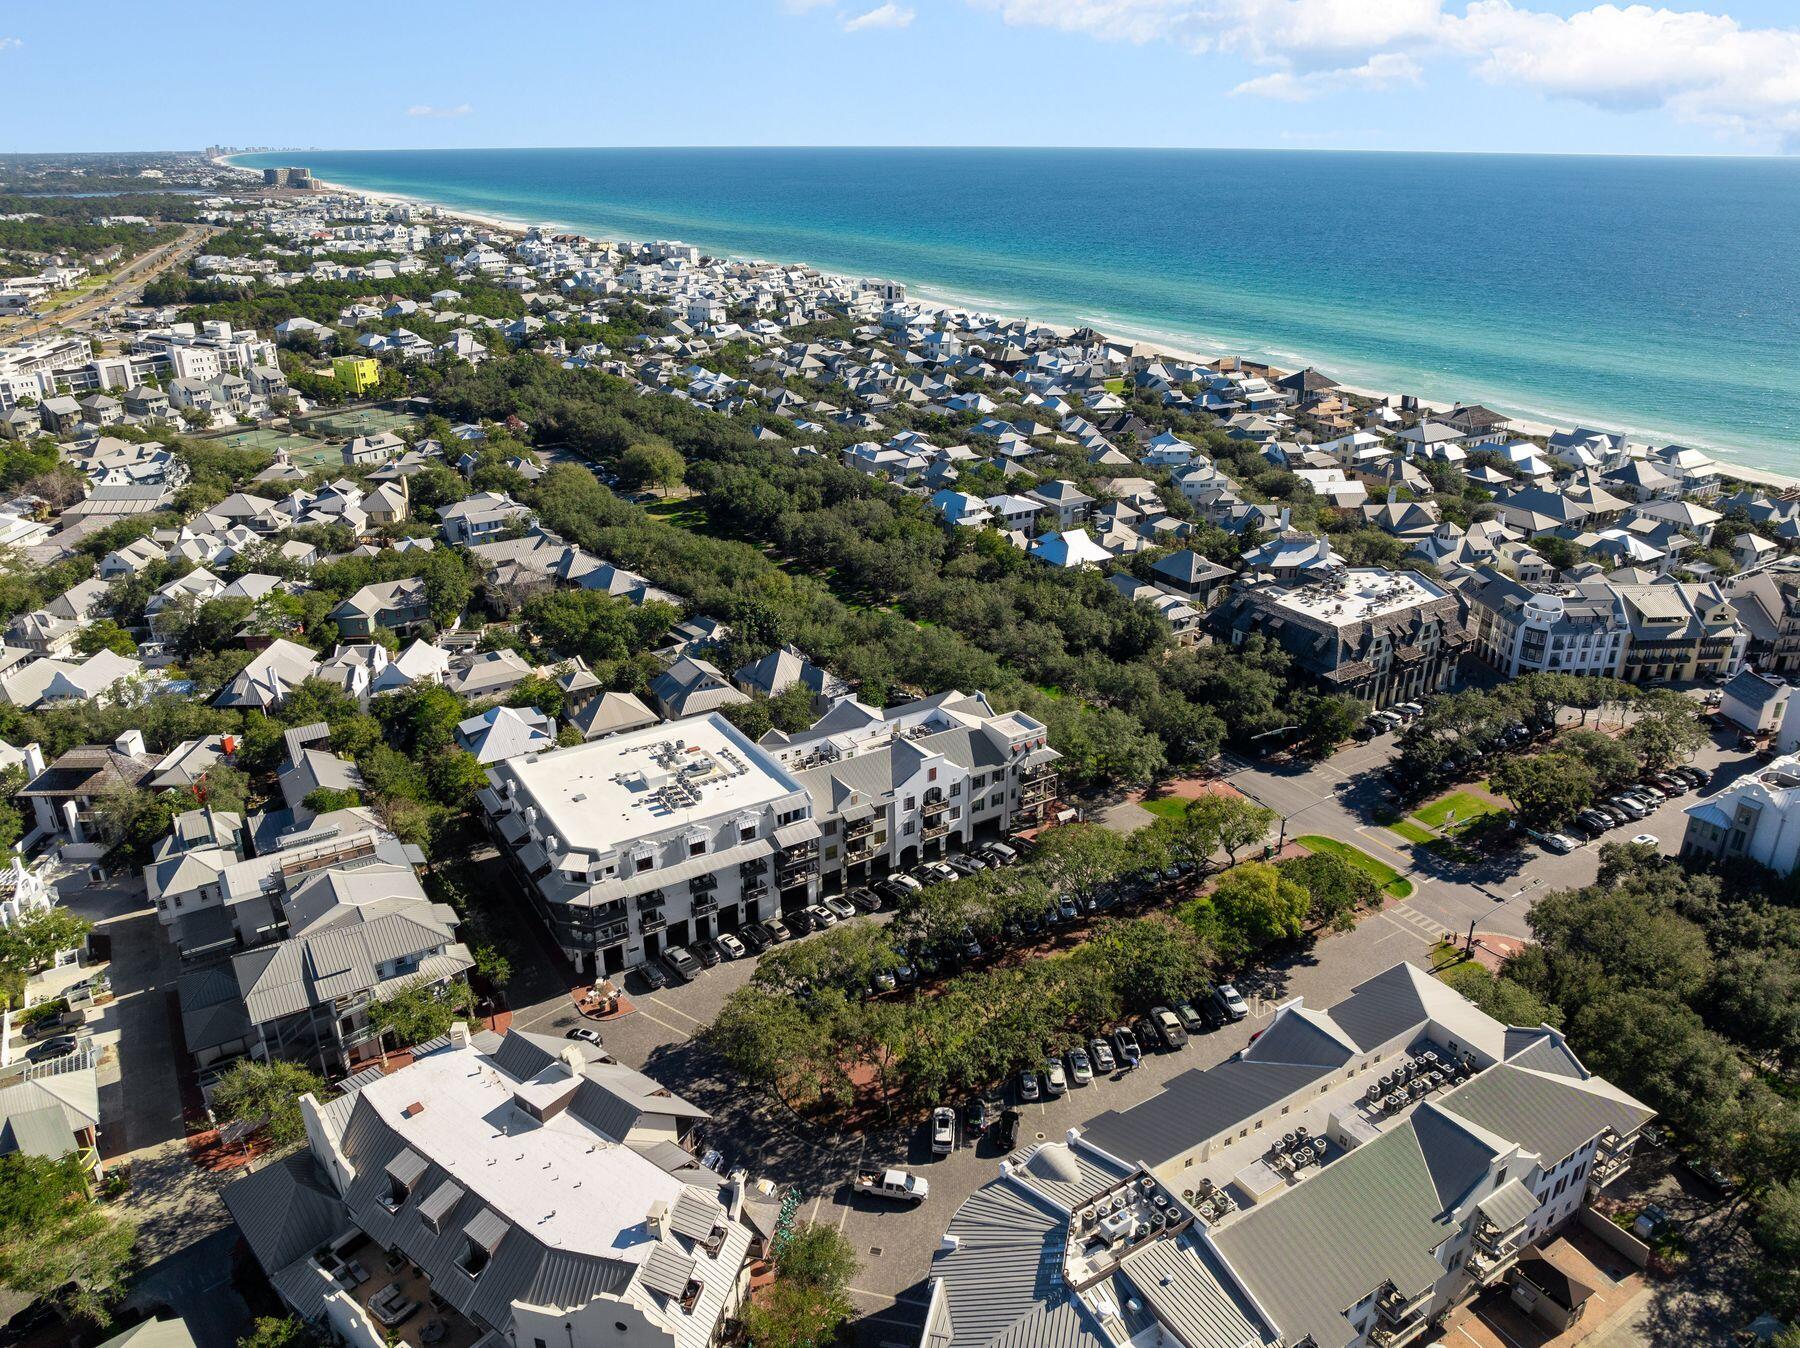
[633,1006,694,1040]
[643,995,707,1029]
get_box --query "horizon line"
[211,143,1800,162]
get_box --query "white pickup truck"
[854,1167,930,1204]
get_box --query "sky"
[4,0,1800,156]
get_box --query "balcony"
[689,871,719,894]
[921,794,949,818]
[922,820,949,841]
[692,895,718,917]
[739,857,768,879]
[635,890,666,911]
[844,817,874,841]
[742,881,768,900]
[594,920,629,944]
[639,909,667,935]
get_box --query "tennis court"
[206,426,325,454]
[302,406,420,438]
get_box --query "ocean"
[231,147,1800,474]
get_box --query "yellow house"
[331,355,380,395]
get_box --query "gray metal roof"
[386,1146,429,1188]
[419,1177,466,1227]
[641,1242,696,1299]
[670,1187,722,1242]
[1478,1178,1540,1231]
[464,1205,509,1254]
[1119,1239,1270,1348]
[1439,1063,1654,1169]
[1082,1060,1327,1169]
[933,1179,1076,1348]
[1212,1121,1469,1348]
[222,1151,345,1277]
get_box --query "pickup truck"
[854,1167,930,1204]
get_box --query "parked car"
[1089,1038,1116,1073]
[693,940,722,969]
[1066,1047,1093,1087]
[823,894,858,922]
[1542,833,1577,854]
[870,968,897,994]
[1043,1059,1069,1096]
[967,1097,998,1134]
[1113,1025,1142,1068]
[947,855,986,876]
[25,1035,78,1064]
[1213,984,1250,1022]
[740,924,772,955]
[855,1167,929,1204]
[1634,784,1666,804]
[849,887,884,913]
[1151,1007,1187,1049]
[982,842,1020,866]
[716,933,747,960]
[638,959,669,990]
[998,1107,1024,1151]
[764,916,793,942]
[1675,766,1708,788]
[1017,1067,1042,1102]
[931,1106,958,1155]
[566,1026,603,1046]
[806,903,839,929]
[1609,795,1648,820]
[663,946,702,982]
[874,878,913,906]
[1173,1001,1207,1036]
[1631,833,1661,848]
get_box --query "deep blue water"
[233,148,1800,472]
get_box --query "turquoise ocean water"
[232,148,1800,473]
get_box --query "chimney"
[646,1200,670,1239]
[448,1021,472,1051]
[114,729,146,759]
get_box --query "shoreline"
[216,155,1800,492]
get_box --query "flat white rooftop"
[500,713,801,855]
[359,1042,688,1262]
[1270,569,1443,625]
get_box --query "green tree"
[1033,824,1130,909]
[1623,689,1708,772]
[1293,693,1365,759]
[1188,793,1275,867]
[364,977,467,1050]
[210,1059,326,1147]
[1437,962,1562,1028]
[0,1153,137,1328]
[0,907,93,1004]
[1488,751,1598,829]
[618,440,685,494]
[1197,861,1310,957]
[238,1316,326,1348]
[1279,850,1378,931]
[74,620,138,657]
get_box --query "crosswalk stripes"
[1388,902,1451,941]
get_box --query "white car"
[1543,833,1577,854]
[1631,833,1660,847]
[716,932,747,959]
[931,1106,957,1155]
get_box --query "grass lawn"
[1295,835,1414,899]
[1141,797,1192,822]
[1388,819,1437,845]
[1414,790,1503,833]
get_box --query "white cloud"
[970,0,1800,149]
[844,3,915,31]
[406,103,473,119]
[1234,51,1424,101]
[0,37,22,51]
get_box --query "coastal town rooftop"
[1269,567,1447,625]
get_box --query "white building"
[479,714,819,978]
[223,1026,753,1348]
[1681,753,1800,873]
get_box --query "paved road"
[1214,721,1752,949]
[0,223,213,339]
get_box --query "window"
[1495,1167,1507,1186]
[927,768,937,782]
[689,839,706,858]
[636,855,653,874]
[903,796,915,811]
[740,824,756,842]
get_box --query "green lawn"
[1414,790,1503,832]
[1295,835,1414,899]
[1388,819,1436,846]
[1141,797,1192,822]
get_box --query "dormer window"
[458,1207,506,1279]
[382,1147,427,1212]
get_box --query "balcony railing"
[845,817,874,840]
[689,871,719,894]
[640,910,667,934]
[739,857,768,878]
[594,920,629,944]
[922,821,949,840]
[692,896,718,917]
[635,891,665,911]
